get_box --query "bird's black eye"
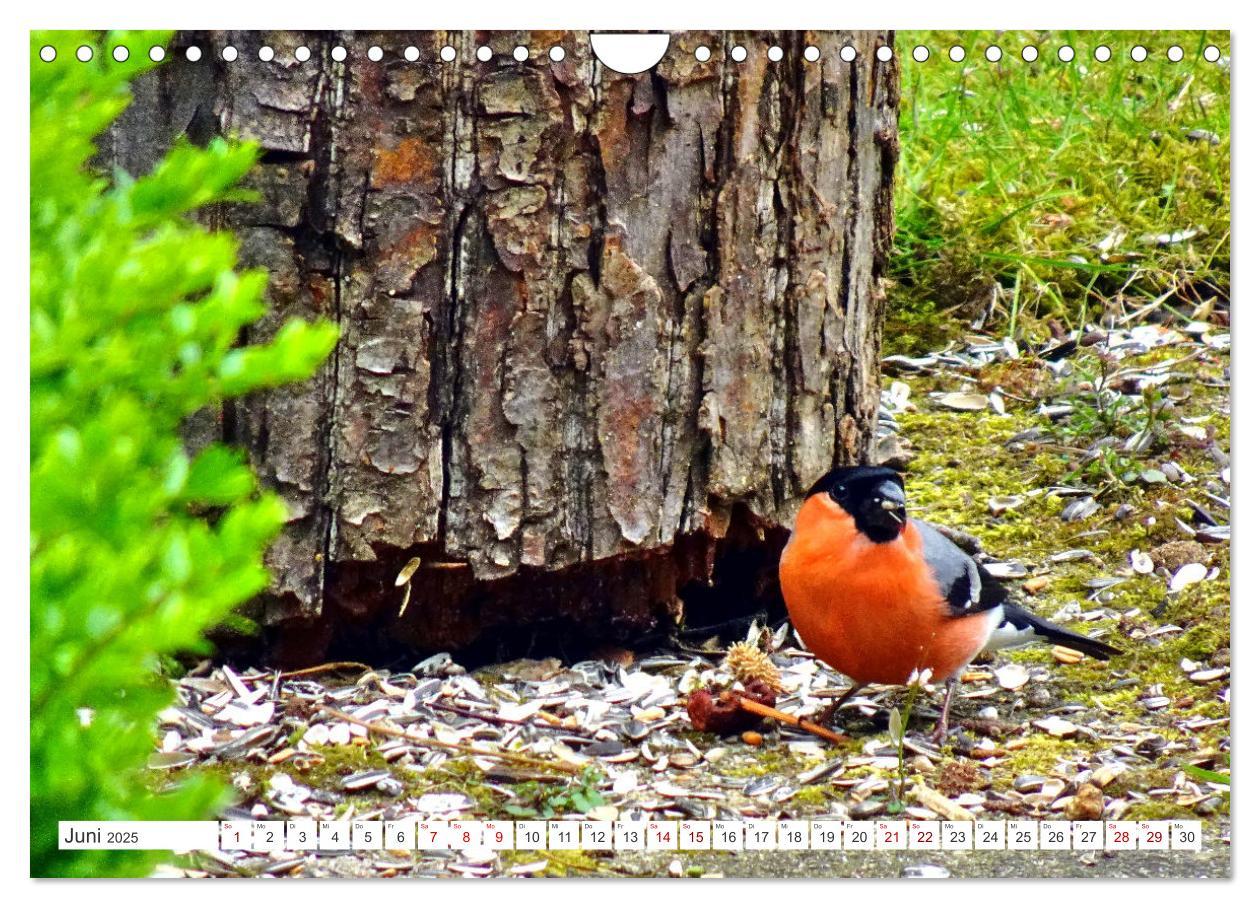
[829,483,846,503]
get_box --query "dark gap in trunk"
[224,503,791,671]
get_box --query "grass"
[887,30,1230,354]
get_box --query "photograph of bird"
[779,465,1121,742]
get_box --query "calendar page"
[29,17,1230,883]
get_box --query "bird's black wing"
[996,602,1122,659]
[913,519,1007,618]
[913,520,1121,657]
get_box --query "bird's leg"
[814,681,867,727]
[929,678,958,744]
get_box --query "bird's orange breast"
[779,496,992,685]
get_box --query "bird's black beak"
[864,479,907,537]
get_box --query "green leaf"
[888,706,904,742]
[1182,764,1230,787]
[181,444,256,505]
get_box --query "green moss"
[884,300,966,356]
[406,758,509,815]
[721,747,798,779]
[302,744,390,787]
[1124,800,1201,822]
[791,785,834,809]
[1110,765,1175,795]
[990,737,1079,787]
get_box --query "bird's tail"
[1001,603,1122,660]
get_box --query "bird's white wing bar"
[984,616,1039,651]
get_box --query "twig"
[240,661,376,682]
[318,704,575,773]
[426,700,596,742]
[736,697,850,745]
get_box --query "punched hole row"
[38,42,1225,66]
[913,43,1219,63]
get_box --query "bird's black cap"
[805,465,904,500]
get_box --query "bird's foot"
[810,682,867,728]
[810,699,842,728]
[928,678,958,745]
[928,717,950,746]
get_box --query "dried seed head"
[724,641,784,693]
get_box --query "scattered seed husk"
[1061,496,1101,522]
[938,392,990,411]
[996,663,1031,691]
[1051,646,1084,665]
[984,561,1030,579]
[910,783,974,821]
[1169,562,1209,592]
[1022,576,1051,595]
[1033,716,1078,738]
[1189,668,1229,683]
[988,495,1025,516]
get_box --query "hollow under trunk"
[108,30,900,665]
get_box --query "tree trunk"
[109,30,900,664]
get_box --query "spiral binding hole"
[513,46,528,62]
[296,46,312,63]
[368,46,384,62]
[986,45,1002,62]
[876,46,893,62]
[1058,46,1075,63]
[221,46,238,62]
[1168,45,1184,62]
[1204,45,1221,62]
[1022,45,1038,62]
[730,45,747,63]
[949,45,965,63]
[912,45,929,63]
[1095,46,1112,62]
[839,45,856,63]
[39,45,55,62]
[1131,45,1148,62]
[259,46,275,62]
[331,45,347,62]
[149,46,165,62]
[476,46,493,62]
[767,45,784,62]
[404,46,420,62]
[695,45,711,63]
[440,45,457,63]
[804,45,820,63]
[185,46,202,62]
[112,46,129,63]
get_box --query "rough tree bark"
[108,30,900,664]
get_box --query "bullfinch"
[779,465,1121,742]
